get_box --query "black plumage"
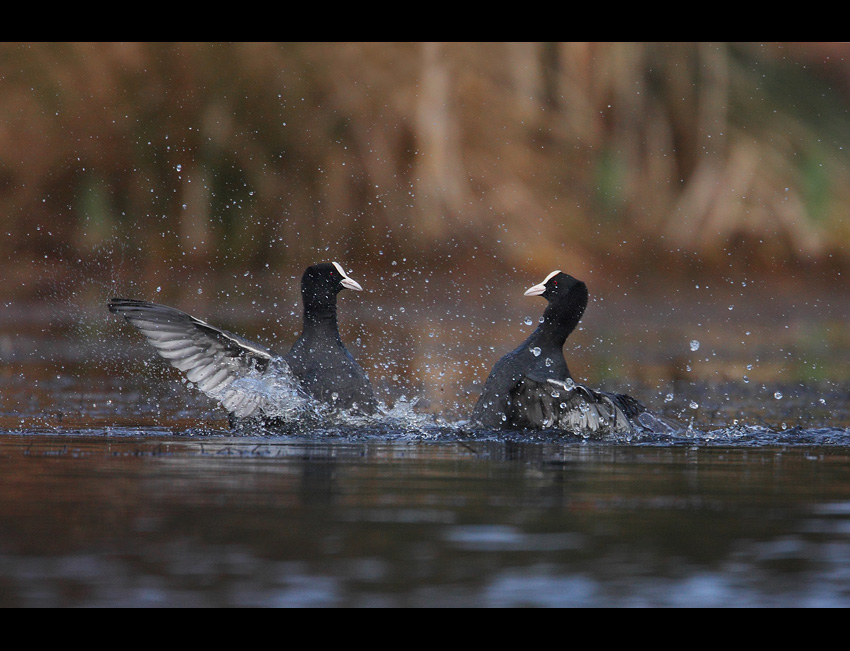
[108,262,377,423]
[471,270,650,435]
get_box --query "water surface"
[1,288,849,606]
[3,429,850,606]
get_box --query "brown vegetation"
[2,42,850,301]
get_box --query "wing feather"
[508,375,643,435]
[108,298,276,418]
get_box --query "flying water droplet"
[689,340,700,352]
[530,347,541,357]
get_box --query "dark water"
[1,364,850,607]
[3,430,850,607]
[1,287,849,606]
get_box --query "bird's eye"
[552,280,558,287]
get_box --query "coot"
[471,270,651,435]
[108,262,377,424]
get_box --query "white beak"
[524,270,561,296]
[524,283,547,296]
[333,261,363,291]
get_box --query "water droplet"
[545,357,552,367]
[774,392,783,400]
[524,316,533,326]
[530,347,541,357]
[742,375,749,383]
[689,401,699,409]
[689,340,700,352]
[664,393,674,403]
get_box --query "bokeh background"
[1,42,848,424]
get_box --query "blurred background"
[1,42,848,424]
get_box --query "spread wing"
[509,375,645,435]
[108,298,277,418]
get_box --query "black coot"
[471,270,650,435]
[108,262,377,423]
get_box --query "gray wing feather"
[509,376,641,435]
[108,298,276,418]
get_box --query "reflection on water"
[1,287,849,606]
[3,433,850,606]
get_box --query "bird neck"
[528,298,584,349]
[527,322,567,350]
[302,295,339,330]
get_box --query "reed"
[2,43,848,299]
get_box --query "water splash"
[212,362,850,446]
[220,358,444,435]
[227,358,313,422]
